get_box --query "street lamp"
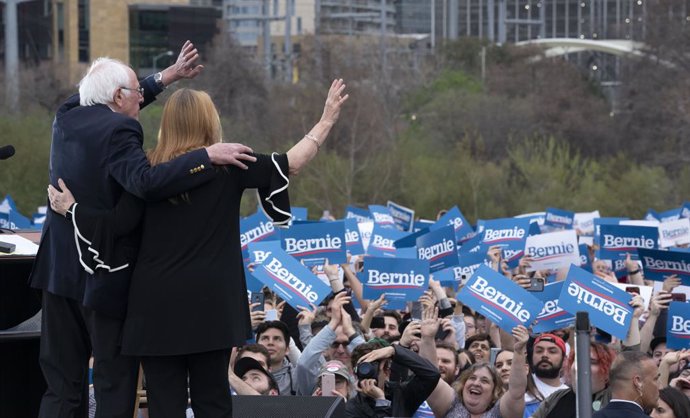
[152,50,174,73]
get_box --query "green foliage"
[0,111,53,215]
[2,36,689,224]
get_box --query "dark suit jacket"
[592,401,650,418]
[29,76,216,318]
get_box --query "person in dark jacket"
[593,351,659,418]
[345,340,441,418]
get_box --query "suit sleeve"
[107,118,216,201]
[393,345,441,414]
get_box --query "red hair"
[566,342,616,379]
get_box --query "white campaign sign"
[524,230,580,272]
[659,218,690,248]
[574,210,600,236]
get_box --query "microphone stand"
[575,311,592,418]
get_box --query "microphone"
[0,145,15,160]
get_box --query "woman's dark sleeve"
[239,153,291,226]
[393,345,441,413]
[70,192,144,274]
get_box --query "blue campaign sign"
[431,206,474,244]
[458,232,483,255]
[457,265,544,333]
[671,247,690,253]
[645,209,660,222]
[368,205,397,229]
[659,208,682,223]
[248,242,332,310]
[248,240,283,267]
[682,202,690,219]
[361,257,430,310]
[414,219,435,232]
[0,195,33,230]
[532,281,575,333]
[558,265,633,340]
[639,248,690,284]
[593,217,629,245]
[344,205,372,223]
[579,243,592,272]
[395,246,418,259]
[667,302,690,349]
[387,201,415,232]
[480,218,532,268]
[240,211,280,264]
[244,264,265,293]
[395,228,429,249]
[367,225,409,258]
[597,224,658,261]
[416,226,459,273]
[434,251,491,289]
[281,221,347,266]
[291,207,308,221]
[543,207,575,231]
[344,218,365,255]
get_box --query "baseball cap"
[234,357,278,389]
[318,360,353,384]
[534,333,567,355]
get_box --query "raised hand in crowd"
[624,253,645,285]
[513,274,532,290]
[640,291,672,353]
[327,291,351,329]
[400,321,422,351]
[487,245,502,269]
[660,350,690,389]
[360,294,386,334]
[276,300,286,321]
[324,259,344,293]
[249,302,267,329]
[518,256,533,275]
[622,294,644,348]
[663,274,682,292]
[296,303,318,327]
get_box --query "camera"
[355,361,380,381]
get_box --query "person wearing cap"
[295,292,365,396]
[531,341,617,418]
[312,360,355,401]
[530,333,569,401]
[231,357,280,396]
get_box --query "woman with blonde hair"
[49,81,348,417]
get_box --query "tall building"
[0,1,53,64]
[222,0,396,49]
[445,0,646,43]
[395,0,431,34]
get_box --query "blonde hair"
[148,88,222,166]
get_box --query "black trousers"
[141,349,232,418]
[37,290,138,418]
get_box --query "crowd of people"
[32,39,690,418]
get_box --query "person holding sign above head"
[48,80,349,417]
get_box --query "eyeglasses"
[330,341,348,349]
[121,86,144,96]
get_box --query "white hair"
[78,57,132,106]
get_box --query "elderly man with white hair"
[29,41,255,418]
